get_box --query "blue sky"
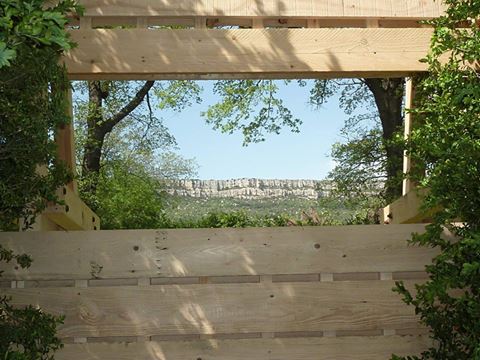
[161,81,347,180]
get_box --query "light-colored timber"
[56,88,78,193]
[403,78,416,196]
[42,186,100,231]
[1,225,435,358]
[64,28,434,80]
[57,336,431,360]
[381,189,434,224]
[0,225,437,280]
[5,280,422,338]
[77,0,445,19]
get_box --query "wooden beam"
[0,225,437,280]
[77,0,445,19]
[56,336,431,360]
[402,78,415,195]
[65,28,433,80]
[43,187,100,231]
[381,189,433,224]
[6,281,423,337]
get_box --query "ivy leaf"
[0,41,16,68]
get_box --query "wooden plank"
[5,281,422,337]
[0,225,438,280]
[57,335,430,359]
[64,28,433,80]
[77,0,445,19]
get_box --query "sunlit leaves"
[202,80,301,145]
[0,0,81,68]
[392,1,480,359]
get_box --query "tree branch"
[102,81,155,133]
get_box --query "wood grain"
[5,281,421,338]
[64,28,433,80]
[78,0,445,19]
[0,225,437,280]
[57,335,431,360]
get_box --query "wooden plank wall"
[0,225,438,359]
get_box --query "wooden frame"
[43,0,445,229]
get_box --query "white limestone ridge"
[166,178,333,200]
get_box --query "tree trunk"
[81,80,155,196]
[364,78,405,202]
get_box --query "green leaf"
[0,41,16,68]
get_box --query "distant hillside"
[166,178,333,200]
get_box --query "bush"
[1,1,80,359]
[392,1,480,358]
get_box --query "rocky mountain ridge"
[166,178,333,200]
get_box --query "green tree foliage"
[392,2,480,359]
[90,153,197,229]
[0,1,75,358]
[203,80,301,144]
[0,246,63,360]
[0,0,79,67]
[311,78,405,203]
[74,81,200,228]
[0,0,81,230]
[75,80,201,192]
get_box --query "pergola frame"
[39,0,444,230]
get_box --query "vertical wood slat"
[195,16,207,29]
[136,17,148,29]
[402,78,415,195]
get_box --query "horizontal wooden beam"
[65,28,433,80]
[0,225,437,280]
[57,336,431,360]
[78,0,445,19]
[6,281,422,337]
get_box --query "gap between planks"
[64,328,428,344]
[4,271,429,288]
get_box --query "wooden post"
[402,78,415,196]
[56,87,78,194]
